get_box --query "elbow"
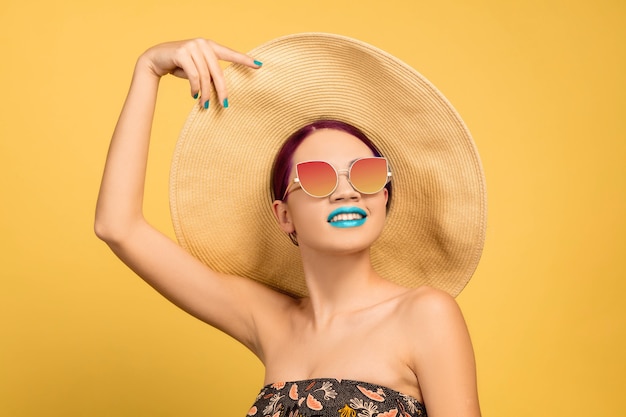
[94,195,144,243]
[94,214,133,245]
[94,217,120,244]
[94,218,112,242]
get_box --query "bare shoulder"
[398,285,464,323]
[397,286,480,416]
[395,286,472,354]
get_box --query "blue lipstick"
[327,206,367,228]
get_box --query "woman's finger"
[201,40,262,108]
[173,49,202,99]
[213,42,263,69]
[187,41,214,108]
[203,44,228,108]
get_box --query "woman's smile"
[327,206,367,228]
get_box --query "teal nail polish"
[253,60,263,66]
[193,92,199,99]
[223,98,229,108]
[203,100,209,109]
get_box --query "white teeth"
[330,213,364,222]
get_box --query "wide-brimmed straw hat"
[170,32,486,297]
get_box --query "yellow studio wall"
[1,0,624,416]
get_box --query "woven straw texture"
[170,33,486,297]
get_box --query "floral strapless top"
[247,378,427,417]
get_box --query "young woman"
[96,34,486,417]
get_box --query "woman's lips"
[327,207,367,228]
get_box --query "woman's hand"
[140,38,262,107]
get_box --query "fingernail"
[193,92,199,99]
[223,98,229,109]
[204,100,210,109]
[253,60,263,67]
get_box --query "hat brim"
[170,33,486,297]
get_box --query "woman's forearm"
[95,55,161,242]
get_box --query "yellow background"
[1,0,624,416]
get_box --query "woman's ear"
[272,200,295,233]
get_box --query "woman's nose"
[331,171,360,201]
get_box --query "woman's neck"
[297,247,404,329]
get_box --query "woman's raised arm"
[94,39,285,354]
